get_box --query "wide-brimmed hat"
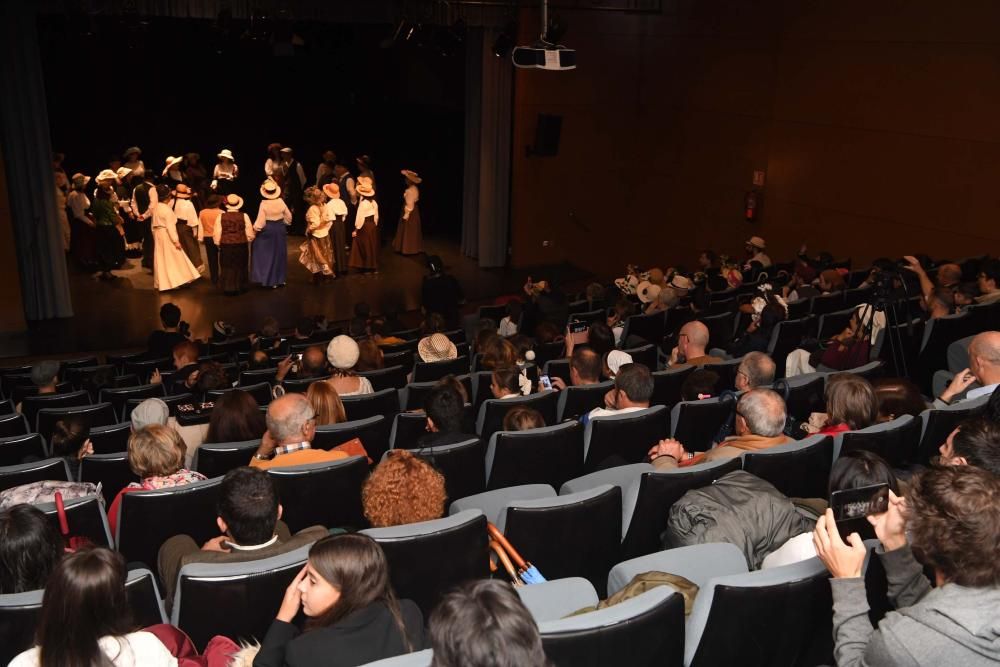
[606,350,633,376]
[71,172,91,187]
[636,280,662,304]
[322,182,341,199]
[327,335,360,370]
[164,155,183,171]
[122,146,142,158]
[746,236,766,250]
[669,275,694,291]
[260,178,282,199]
[174,183,193,199]
[356,175,375,197]
[96,169,118,183]
[418,333,457,363]
[400,169,422,184]
[115,167,133,180]
[223,193,244,210]
[217,148,235,161]
[279,146,293,154]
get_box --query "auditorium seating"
[486,421,584,490]
[87,421,132,454]
[583,405,669,471]
[556,381,612,422]
[79,452,139,505]
[267,456,370,533]
[0,433,46,466]
[0,458,70,492]
[342,387,400,421]
[741,434,833,499]
[359,365,409,391]
[402,437,485,502]
[915,394,989,466]
[670,397,733,453]
[313,415,390,462]
[36,493,112,547]
[476,391,559,442]
[834,414,921,466]
[192,439,260,478]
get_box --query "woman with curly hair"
[300,185,335,282]
[362,450,446,528]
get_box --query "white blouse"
[355,198,379,230]
[9,631,176,667]
[172,199,199,229]
[324,198,348,221]
[214,162,239,181]
[254,199,293,231]
[67,191,90,221]
[151,202,178,231]
[306,205,331,238]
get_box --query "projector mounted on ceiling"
[512,0,576,70]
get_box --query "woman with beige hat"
[325,335,374,396]
[171,184,203,270]
[122,146,145,178]
[251,178,292,288]
[392,169,423,256]
[417,332,457,364]
[162,156,185,187]
[150,184,201,291]
[322,181,348,273]
[212,193,255,295]
[299,186,335,282]
[348,175,380,273]
[212,149,239,194]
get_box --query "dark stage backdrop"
[37,14,465,239]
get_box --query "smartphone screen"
[830,482,889,540]
[539,375,552,390]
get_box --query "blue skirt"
[251,220,288,287]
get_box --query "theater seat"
[36,402,117,444]
[0,432,46,466]
[774,372,828,422]
[267,456,369,533]
[100,383,165,420]
[476,392,559,443]
[741,434,833,500]
[88,421,132,454]
[670,397,733,453]
[0,458,70,493]
[359,365,409,392]
[0,413,29,438]
[193,439,260,478]
[412,356,471,383]
[584,406,669,471]
[21,390,92,430]
[342,388,400,422]
[559,462,655,496]
[486,422,585,491]
[79,452,139,506]
[396,438,485,502]
[313,415,390,463]
[834,414,921,466]
[557,381,613,422]
[35,494,112,547]
[915,395,989,466]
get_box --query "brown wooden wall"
[509,0,1000,278]
[0,144,26,334]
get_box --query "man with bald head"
[934,331,1000,408]
[669,320,724,367]
[648,388,791,469]
[250,393,348,469]
[275,344,329,385]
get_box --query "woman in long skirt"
[213,193,255,295]
[150,185,201,291]
[348,176,379,273]
[251,178,292,288]
[322,182,349,274]
[171,184,203,271]
[299,186,335,281]
[392,169,423,255]
[90,183,126,280]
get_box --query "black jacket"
[254,599,426,667]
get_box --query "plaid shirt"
[274,441,312,457]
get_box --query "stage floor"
[2,236,592,360]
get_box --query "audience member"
[429,579,551,667]
[680,369,721,401]
[191,360,229,400]
[146,302,188,359]
[277,345,330,384]
[872,377,927,422]
[815,373,878,435]
[586,362,653,422]
[369,320,406,347]
[418,332,458,364]
[974,258,1000,304]
[250,393,349,469]
[735,351,776,391]
[362,450,446,527]
[490,367,523,400]
[205,389,267,444]
[129,397,170,430]
[728,287,787,357]
[421,255,464,328]
[602,349,633,380]
[586,321,616,359]
[15,360,60,413]
[306,382,347,426]
[521,276,568,338]
[326,336,374,396]
[935,331,1000,407]
[158,467,327,608]
[349,302,371,338]
[355,339,384,372]
[480,337,518,371]
[743,236,772,268]
[256,534,426,667]
[498,299,521,337]
[418,384,476,448]
[937,417,1000,475]
[502,406,546,431]
[925,286,956,318]
[550,346,601,391]
[0,504,63,594]
[150,340,199,393]
[49,418,93,479]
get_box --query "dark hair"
[427,255,444,273]
[980,258,1000,284]
[155,183,172,200]
[481,337,518,371]
[195,361,229,395]
[502,406,545,431]
[206,390,267,444]
[172,339,199,362]
[700,249,718,265]
[587,321,615,358]
[825,373,878,430]
[828,450,899,497]
[907,466,1000,587]
[422,313,447,335]
[436,375,469,404]
[218,467,279,545]
[949,417,1000,476]
[425,385,465,434]
[570,346,602,384]
[429,579,550,667]
[50,418,89,459]
[928,286,955,314]
[681,369,721,402]
[614,363,654,404]
[36,548,133,667]
[304,534,411,646]
[296,317,315,337]
[492,367,521,396]
[872,377,927,421]
[0,505,63,594]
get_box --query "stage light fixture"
[511,1,575,70]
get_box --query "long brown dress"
[392,185,423,255]
[348,197,379,271]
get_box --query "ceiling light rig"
[512,0,575,70]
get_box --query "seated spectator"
[935,331,1000,407]
[418,332,458,364]
[436,374,470,404]
[586,321,616,359]
[0,504,63,594]
[502,406,545,431]
[606,298,633,345]
[306,382,347,426]
[735,351,776,391]
[586,362,653,422]
[681,369,721,401]
[422,254,464,328]
[146,302,189,360]
[491,367,523,400]
[49,418,93,479]
[8,549,179,666]
[277,345,330,384]
[15,360,60,413]
[550,346,601,391]
[975,258,1000,304]
[667,320,723,368]
[205,389,267,444]
[787,268,845,302]
[158,467,327,608]
[418,383,476,448]
[602,349,633,380]
[362,450,446,527]
[785,303,886,376]
[743,236,772,269]
[250,393,349,470]
[508,334,535,370]
[107,425,207,537]
[247,349,273,370]
[190,360,228,401]
[349,302,371,337]
[872,377,927,422]
[534,321,564,346]
[429,579,549,667]
[811,373,879,436]
[355,339,384,372]
[954,282,979,310]
[370,319,406,347]
[814,466,1000,666]
[727,287,787,358]
[645,286,678,316]
[938,417,1000,474]
[498,299,521,337]
[480,337,518,371]
[256,534,426,667]
[649,389,791,469]
[293,316,315,342]
[150,340,199,393]
[130,397,171,431]
[925,285,956,319]
[522,276,568,337]
[325,336,374,396]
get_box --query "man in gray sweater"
[813,465,1000,666]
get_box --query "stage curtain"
[0,4,73,320]
[462,27,512,268]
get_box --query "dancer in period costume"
[150,184,201,291]
[280,147,307,235]
[130,171,157,270]
[122,146,145,178]
[68,173,96,268]
[115,167,142,256]
[252,178,292,288]
[90,179,126,280]
[299,186,335,282]
[322,181,349,274]
[212,149,239,194]
[392,169,423,255]
[315,150,337,187]
[199,194,222,284]
[348,176,379,273]
[213,193,255,295]
[356,154,375,187]
[162,156,185,187]
[171,184,203,270]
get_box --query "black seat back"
[916,313,976,393]
[313,415,390,462]
[79,453,140,506]
[412,356,471,383]
[88,421,133,454]
[700,359,741,393]
[816,308,855,342]
[504,486,621,596]
[209,337,252,362]
[0,458,69,493]
[622,313,664,346]
[775,374,828,422]
[37,494,112,547]
[810,292,845,317]
[207,382,272,406]
[194,440,260,479]
[670,398,734,452]
[768,318,809,380]
[488,422,584,490]
[742,436,834,499]
[239,368,279,386]
[21,390,91,430]
[382,350,416,374]
[100,383,165,420]
[341,388,400,422]
[622,344,657,371]
[414,438,486,502]
[478,392,559,443]
[116,478,223,570]
[621,457,743,560]
[558,382,612,421]
[124,357,171,383]
[0,413,29,439]
[0,433,46,466]
[359,365,408,392]
[585,406,669,471]
[123,392,194,421]
[277,376,328,395]
[651,367,695,408]
[700,312,735,350]
[839,417,922,467]
[36,403,117,444]
[543,359,572,388]
[915,403,988,467]
[267,457,370,532]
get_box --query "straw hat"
[280,146,294,154]
[71,173,91,188]
[356,175,375,197]
[260,178,282,199]
[746,236,766,250]
[95,169,118,183]
[669,275,694,291]
[636,280,661,304]
[122,146,142,158]
[223,193,244,210]
[217,149,235,161]
[401,169,422,185]
[174,184,193,199]
[115,167,133,180]
[418,333,457,363]
[327,335,360,370]
[164,156,184,171]
[322,182,341,199]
